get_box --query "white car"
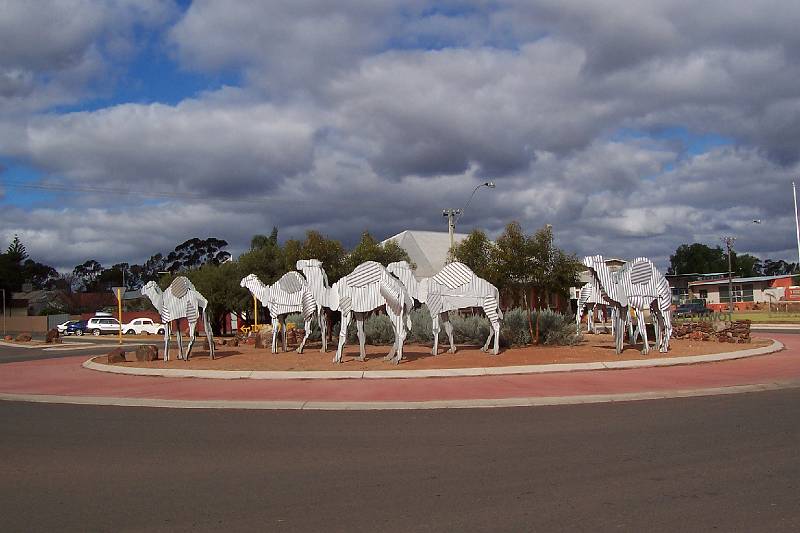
[122,317,165,335]
[85,317,122,336]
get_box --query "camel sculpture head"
[583,255,627,307]
[296,259,322,270]
[386,261,412,277]
[240,273,261,289]
[140,280,162,302]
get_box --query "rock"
[3,335,12,341]
[245,337,255,345]
[107,348,126,363]
[135,345,159,362]
[45,328,60,344]
[124,350,138,362]
[229,338,239,347]
[15,333,32,342]
[255,328,271,349]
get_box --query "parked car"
[56,320,80,334]
[122,317,165,335]
[675,302,712,317]
[65,320,89,336]
[85,317,122,336]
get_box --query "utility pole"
[1,289,5,337]
[721,236,736,315]
[794,181,800,267]
[442,208,461,250]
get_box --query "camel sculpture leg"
[659,311,672,353]
[297,314,313,354]
[280,315,288,353]
[319,308,327,353]
[163,322,170,362]
[431,313,440,355]
[355,313,367,362]
[203,310,215,359]
[588,306,595,334]
[442,314,456,353]
[393,312,406,364]
[184,318,198,361]
[613,308,625,354]
[334,311,352,364]
[576,305,584,335]
[176,325,184,360]
[271,317,279,354]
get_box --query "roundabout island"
[1,333,796,410]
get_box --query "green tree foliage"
[449,229,499,286]
[343,232,412,273]
[283,230,348,282]
[165,237,231,271]
[183,262,250,334]
[6,234,28,262]
[0,235,58,293]
[732,253,762,277]
[762,259,799,276]
[668,243,728,275]
[72,259,104,291]
[238,227,285,284]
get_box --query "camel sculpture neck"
[300,266,338,311]
[143,286,164,317]
[245,277,271,305]
[592,261,623,307]
[394,268,425,302]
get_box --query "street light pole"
[442,181,496,251]
[721,236,736,315]
[793,181,800,267]
[1,289,5,337]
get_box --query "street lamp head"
[484,181,495,189]
[752,219,762,224]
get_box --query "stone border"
[82,339,784,380]
[2,379,799,410]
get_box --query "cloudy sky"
[2,0,800,272]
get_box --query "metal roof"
[688,274,794,287]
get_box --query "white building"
[381,230,468,279]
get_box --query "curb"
[82,339,784,380]
[2,380,799,410]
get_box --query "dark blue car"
[65,320,89,336]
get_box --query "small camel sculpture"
[583,255,672,354]
[141,277,214,361]
[240,272,317,354]
[387,261,503,355]
[297,259,413,364]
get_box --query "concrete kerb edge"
[3,379,800,410]
[81,339,784,381]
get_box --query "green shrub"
[534,308,582,346]
[500,308,531,346]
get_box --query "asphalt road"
[2,389,799,532]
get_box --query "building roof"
[688,274,794,287]
[381,230,469,278]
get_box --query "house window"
[719,284,754,303]
[671,287,689,304]
[699,289,707,301]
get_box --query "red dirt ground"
[111,334,770,372]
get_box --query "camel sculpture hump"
[629,260,653,286]
[346,261,384,288]
[431,262,473,290]
[169,276,191,299]
[278,271,304,294]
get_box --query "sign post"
[111,286,125,345]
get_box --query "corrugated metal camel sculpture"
[576,282,606,334]
[582,255,672,354]
[387,260,503,355]
[141,277,215,361]
[240,272,317,353]
[297,259,413,364]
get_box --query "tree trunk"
[523,289,534,344]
